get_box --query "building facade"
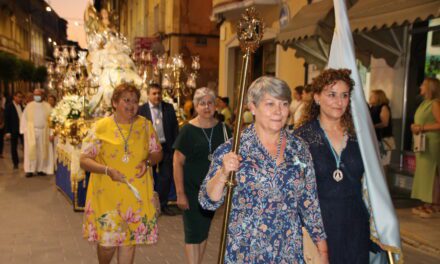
[213,0,440,182]
[0,0,67,66]
[96,0,220,89]
[212,0,310,105]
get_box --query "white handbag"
[413,133,426,152]
[382,137,396,151]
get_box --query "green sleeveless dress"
[173,122,231,243]
[411,99,440,203]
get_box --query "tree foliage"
[19,59,35,82]
[0,51,47,84]
[0,51,19,82]
[33,66,48,84]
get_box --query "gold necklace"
[113,115,135,163]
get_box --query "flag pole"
[328,0,402,262]
[217,8,264,264]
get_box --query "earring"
[316,101,320,106]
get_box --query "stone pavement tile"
[403,244,440,263]
[59,238,80,251]
[11,244,32,256]
[10,255,32,264]
[0,237,14,248]
[77,242,97,252]
[0,245,13,261]
[397,208,440,258]
[0,254,12,263]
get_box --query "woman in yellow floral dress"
[80,83,163,264]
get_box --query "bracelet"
[104,166,109,176]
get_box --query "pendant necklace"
[201,126,214,161]
[113,115,135,163]
[275,130,284,162]
[320,123,344,182]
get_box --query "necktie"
[152,106,161,126]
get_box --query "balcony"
[211,0,279,22]
[0,34,24,57]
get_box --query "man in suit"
[138,84,179,216]
[4,91,24,169]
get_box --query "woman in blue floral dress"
[199,76,329,263]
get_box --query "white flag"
[328,0,403,263]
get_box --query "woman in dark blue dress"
[295,69,370,263]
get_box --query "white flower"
[50,95,89,125]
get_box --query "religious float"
[48,4,199,211]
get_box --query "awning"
[211,0,279,22]
[276,0,355,68]
[349,0,440,32]
[277,0,440,68]
[277,0,334,45]
[349,0,440,66]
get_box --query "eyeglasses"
[198,100,214,107]
[121,97,139,104]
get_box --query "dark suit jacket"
[4,102,22,135]
[138,101,178,152]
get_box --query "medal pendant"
[333,169,343,182]
[207,154,213,161]
[122,153,130,163]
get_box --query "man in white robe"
[20,89,54,177]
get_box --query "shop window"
[251,42,276,81]
[195,37,207,46]
[231,41,276,109]
[432,30,440,46]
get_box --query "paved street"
[0,144,221,264]
[0,142,439,263]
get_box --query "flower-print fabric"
[199,124,326,263]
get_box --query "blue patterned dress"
[199,124,326,263]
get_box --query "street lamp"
[155,53,200,123]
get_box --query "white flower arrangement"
[50,95,88,125]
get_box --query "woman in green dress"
[173,87,231,264]
[411,77,440,218]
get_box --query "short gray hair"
[247,76,292,106]
[193,87,216,107]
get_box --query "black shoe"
[161,207,176,216]
[172,206,183,215]
[169,206,183,215]
[13,164,19,169]
[37,172,47,176]
[25,173,33,178]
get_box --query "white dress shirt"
[149,102,166,143]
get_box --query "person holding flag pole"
[296,0,402,263]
